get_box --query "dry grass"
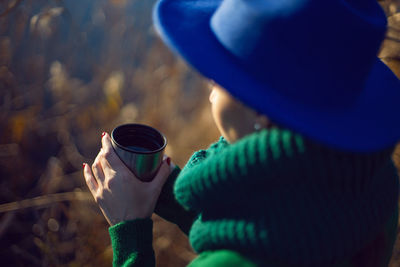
[0,0,399,266]
[0,0,219,266]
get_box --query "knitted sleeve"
[154,166,197,235]
[107,166,196,267]
[155,137,228,235]
[109,218,155,267]
[187,250,258,267]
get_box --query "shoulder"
[187,250,291,267]
[187,250,257,267]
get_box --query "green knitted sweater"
[108,128,399,266]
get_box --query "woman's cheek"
[209,89,217,103]
[211,100,238,142]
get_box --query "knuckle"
[102,149,113,159]
[91,161,98,170]
[84,175,91,184]
[94,155,100,163]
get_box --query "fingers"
[151,159,172,188]
[101,133,121,166]
[100,133,128,177]
[92,150,105,185]
[99,132,171,188]
[101,132,112,151]
[83,163,98,195]
[163,154,175,170]
[99,153,120,178]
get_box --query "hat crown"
[210,0,387,108]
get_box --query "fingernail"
[102,132,106,137]
[82,163,86,169]
[166,157,171,166]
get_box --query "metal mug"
[111,124,167,182]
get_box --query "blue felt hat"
[153,0,400,152]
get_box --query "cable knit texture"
[107,128,398,266]
[174,128,399,266]
[109,218,155,267]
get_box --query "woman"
[83,0,400,266]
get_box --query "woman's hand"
[82,132,173,226]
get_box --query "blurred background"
[0,0,399,266]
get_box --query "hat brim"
[153,0,400,152]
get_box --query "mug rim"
[111,123,167,155]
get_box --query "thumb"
[150,159,171,189]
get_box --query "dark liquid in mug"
[126,146,153,152]
[121,137,161,152]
